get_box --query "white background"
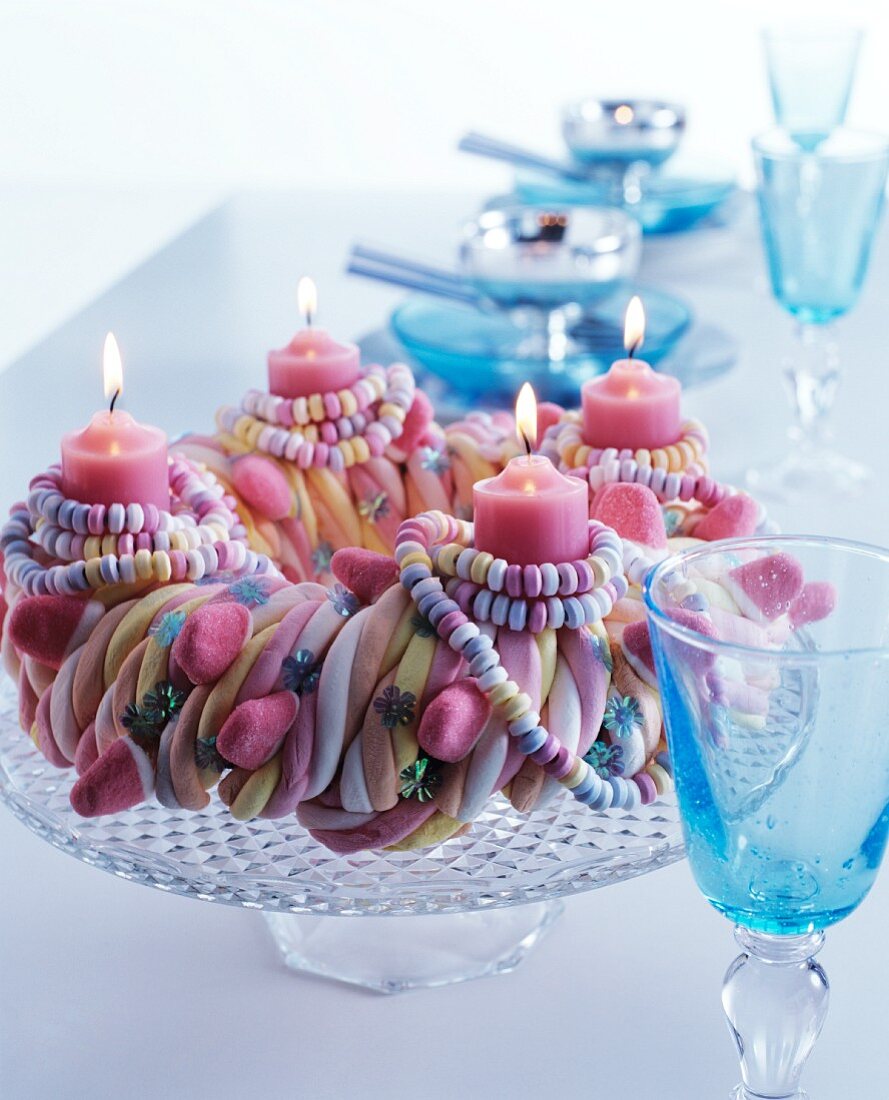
[3,0,889,367]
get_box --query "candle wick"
[627,339,641,361]
[108,389,120,415]
[521,431,533,458]
[305,309,313,330]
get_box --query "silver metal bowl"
[458,203,641,309]
[562,98,686,168]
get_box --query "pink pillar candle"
[581,295,681,450]
[473,455,589,566]
[267,277,361,399]
[61,410,170,509]
[581,358,681,450]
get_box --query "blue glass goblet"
[749,130,889,501]
[645,536,889,1099]
[763,26,862,151]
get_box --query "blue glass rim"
[752,128,889,164]
[642,534,889,663]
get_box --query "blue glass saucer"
[514,161,737,234]
[387,285,692,405]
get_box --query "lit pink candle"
[581,296,681,450]
[474,384,589,565]
[267,277,361,399]
[60,334,170,509]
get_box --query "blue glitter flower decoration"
[419,446,451,476]
[328,583,360,618]
[373,685,417,729]
[358,491,390,524]
[410,614,435,639]
[663,506,684,537]
[399,756,439,802]
[148,609,186,648]
[194,735,228,772]
[603,695,642,739]
[282,648,322,695]
[311,540,334,575]
[197,570,236,586]
[588,632,613,673]
[227,576,269,607]
[583,740,625,779]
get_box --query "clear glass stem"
[722,926,829,1100]
[784,322,840,453]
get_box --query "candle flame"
[515,382,537,455]
[298,276,318,326]
[623,296,645,357]
[103,332,123,407]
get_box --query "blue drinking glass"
[763,26,862,151]
[645,536,889,1099]
[749,130,889,502]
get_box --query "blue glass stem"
[784,322,840,451]
[723,927,829,1100]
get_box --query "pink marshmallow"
[592,483,667,550]
[231,455,293,521]
[217,691,299,770]
[417,680,491,763]
[331,547,398,605]
[70,736,155,816]
[789,581,837,628]
[725,553,805,622]
[171,601,252,684]
[694,494,759,542]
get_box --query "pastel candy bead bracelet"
[218,363,416,472]
[1,456,271,598]
[426,522,628,634]
[541,414,710,480]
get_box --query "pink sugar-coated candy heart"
[417,680,491,763]
[537,402,564,442]
[8,594,94,670]
[592,483,667,549]
[34,689,70,768]
[231,454,293,521]
[70,736,154,816]
[694,494,759,542]
[621,620,657,687]
[331,547,398,605]
[171,602,252,684]
[789,581,837,628]
[395,391,435,456]
[726,552,805,622]
[74,721,99,775]
[216,691,299,770]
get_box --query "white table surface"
[2,191,888,1100]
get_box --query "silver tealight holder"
[458,203,641,361]
[562,97,686,203]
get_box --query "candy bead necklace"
[218,362,416,471]
[542,416,709,479]
[395,510,659,811]
[1,456,271,597]
[428,521,628,633]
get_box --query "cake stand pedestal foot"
[263,900,564,993]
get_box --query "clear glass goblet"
[763,26,863,151]
[644,536,889,1099]
[748,130,889,501]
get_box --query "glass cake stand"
[0,676,683,993]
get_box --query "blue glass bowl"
[388,285,692,405]
[514,164,737,234]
